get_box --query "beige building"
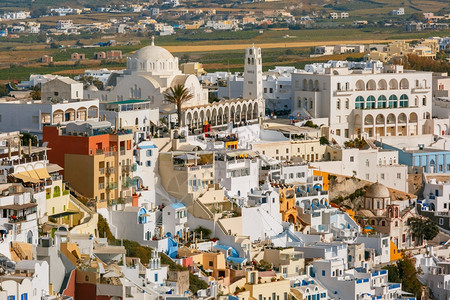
[41,77,83,101]
[159,151,215,208]
[263,248,305,277]
[180,62,205,76]
[367,39,439,63]
[44,122,134,210]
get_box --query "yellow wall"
[279,187,297,223]
[390,241,402,261]
[313,170,330,191]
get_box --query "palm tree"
[163,84,194,128]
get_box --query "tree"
[30,85,40,100]
[303,120,318,128]
[409,217,439,245]
[163,84,194,128]
[194,226,211,239]
[383,255,423,298]
[319,136,329,145]
[21,133,38,146]
[0,84,8,97]
[80,76,103,90]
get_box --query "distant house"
[107,50,122,60]
[71,52,85,61]
[393,8,404,15]
[93,52,106,60]
[41,55,53,63]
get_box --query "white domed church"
[86,38,208,110]
[86,39,265,130]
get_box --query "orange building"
[277,185,297,223]
[43,124,134,209]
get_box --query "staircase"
[156,214,163,227]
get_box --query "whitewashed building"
[292,62,432,142]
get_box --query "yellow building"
[277,185,297,223]
[44,125,134,210]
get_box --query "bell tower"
[243,45,263,99]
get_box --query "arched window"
[337,99,341,110]
[377,95,387,108]
[355,96,364,109]
[399,94,408,108]
[366,95,376,109]
[388,95,398,108]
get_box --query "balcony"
[98,183,105,190]
[412,87,430,93]
[106,167,115,175]
[334,89,353,96]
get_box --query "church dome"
[87,84,98,91]
[132,45,174,62]
[365,182,390,199]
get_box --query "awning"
[46,164,63,173]
[50,211,79,218]
[174,154,200,160]
[0,203,37,210]
[12,172,41,184]
[35,168,51,179]
[26,169,40,180]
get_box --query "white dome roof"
[87,85,98,91]
[132,45,174,62]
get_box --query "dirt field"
[164,38,408,53]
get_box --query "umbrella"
[174,154,200,160]
[364,226,374,230]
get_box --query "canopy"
[364,226,374,230]
[12,172,41,183]
[174,154,200,160]
[35,168,51,179]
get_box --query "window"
[155,273,159,282]
[345,99,349,109]
[381,173,385,179]
[276,149,279,154]
[377,95,387,108]
[399,94,409,107]
[54,92,59,96]
[366,95,375,109]
[365,159,369,167]
[350,156,354,162]
[397,173,401,179]
[146,150,152,156]
[146,161,152,167]
[209,261,213,267]
[322,270,325,276]
[355,96,364,109]
[440,218,444,225]
[388,95,398,108]
[337,99,341,109]
[0,114,2,122]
